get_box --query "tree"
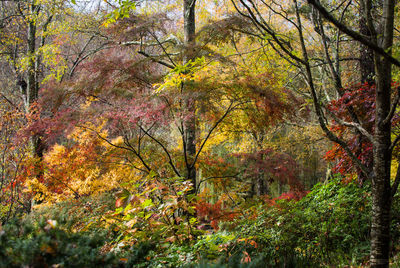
[231,0,399,266]
[0,0,111,213]
[183,0,197,194]
[100,0,301,198]
[24,0,307,210]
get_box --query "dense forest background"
[1,0,400,267]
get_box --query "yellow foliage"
[26,119,140,205]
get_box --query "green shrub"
[23,192,115,232]
[192,175,374,266]
[0,219,118,268]
[3,176,400,267]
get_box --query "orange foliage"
[195,199,238,230]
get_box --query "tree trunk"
[356,3,375,184]
[27,2,45,159]
[26,1,45,207]
[26,1,38,112]
[254,174,268,196]
[359,8,375,84]
[370,0,395,266]
[370,60,392,268]
[183,0,196,193]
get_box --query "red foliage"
[195,200,238,230]
[240,73,305,129]
[21,100,79,147]
[325,82,400,177]
[19,46,168,149]
[275,191,306,201]
[237,148,304,191]
[263,190,308,208]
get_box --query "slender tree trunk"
[26,2,38,112]
[356,3,375,184]
[254,142,268,196]
[27,2,44,160]
[183,0,196,193]
[254,174,268,196]
[359,8,375,84]
[26,1,45,208]
[370,1,394,266]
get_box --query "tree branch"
[138,51,175,69]
[294,0,371,179]
[78,124,152,172]
[196,175,238,194]
[390,134,400,152]
[325,108,373,142]
[139,125,181,177]
[233,0,306,65]
[392,159,400,197]
[307,0,400,68]
[383,86,400,126]
[190,101,236,170]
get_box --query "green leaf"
[141,198,154,209]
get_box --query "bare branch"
[307,0,400,68]
[325,108,373,142]
[190,101,236,170]
[390,134,400,152]
[294,0,371,179]
[383,86,400,125]
[138,51,175,69]
[77,124,152,172]
[139,125,181,177]
[148,31,177,68]
[68,35,96,78]
[120,35,182,47]
[232,0,306,65]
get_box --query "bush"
[191,175,373,266]
[23,192,116,232]
[0,219,118,268]
[3,176,400,267]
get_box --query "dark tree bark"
[355,3,375,184]
[26,2,45,160]
[252,174,268,196]
[359,4,375,84]
[183,0,197,193]
[26,1,38,112]
[26,1,46,206]
[369,0,395,265]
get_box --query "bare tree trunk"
[356,3,375,184]
[26,1,38,112]
[27,2,44,159]
[183,0,196,193]
[254,174,268,196]
[370,60,392,268]
[370,1,394,266]
[359,3,375,85]
[26,1,45,207]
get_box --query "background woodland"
[1,0,400,267]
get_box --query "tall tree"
[231,0,399,266]
[183,0,197,193]
[308,1,397,265]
